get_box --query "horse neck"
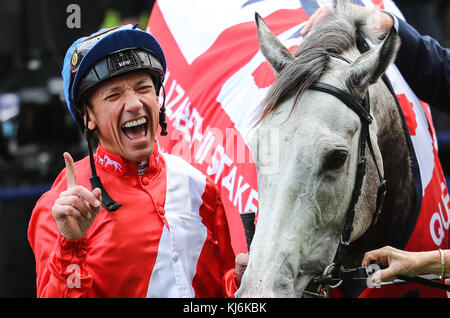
[344,78,416,268]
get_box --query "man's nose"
[123,90,144,112]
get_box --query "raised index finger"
[63,152,77,188]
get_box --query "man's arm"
[29,188,94,297]
[28,154,100,297]
[394,18,450,113]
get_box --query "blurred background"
[0,0,448,297]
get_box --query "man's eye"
[138,85,152,92]
[105,93,120,100]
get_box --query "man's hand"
[301,4,394,37]
[235,253,249,281]
[300,6,333,36]
[52,152,102,240]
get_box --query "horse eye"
[323,150,348,171]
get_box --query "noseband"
[307,52,387,291]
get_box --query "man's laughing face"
[86,70,160,162]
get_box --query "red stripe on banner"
[252,61,276,89]
[188,8,308,114]
[397,94,417,136]
[420,100,438,148]
[371,0,385,10]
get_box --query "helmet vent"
[108,50,139,73]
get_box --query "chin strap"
[84,111,122,212]
[159,82,168,136]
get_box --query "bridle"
[306,52,387,294]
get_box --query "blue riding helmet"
[62,24,167,129]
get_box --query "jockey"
[27,24,245,297]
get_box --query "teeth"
[122,117,147,129]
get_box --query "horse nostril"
[273,275,294,295]
[273,256,297,295]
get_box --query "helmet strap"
[84,109,122,212]
[159,82,168,136]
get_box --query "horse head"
[236,1,400,297]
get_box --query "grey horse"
[235,0,418,297]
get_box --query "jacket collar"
[95,142,162,176]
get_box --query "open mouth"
[121,117,148,141]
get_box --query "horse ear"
[345,28,400,94]
[255,12,293,76]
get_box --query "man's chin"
[123,143,155,163]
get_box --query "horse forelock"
[255,3,380,126]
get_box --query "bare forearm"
[414,249,449,278]
[362,246,449,282]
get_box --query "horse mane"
[255,0,382,125]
